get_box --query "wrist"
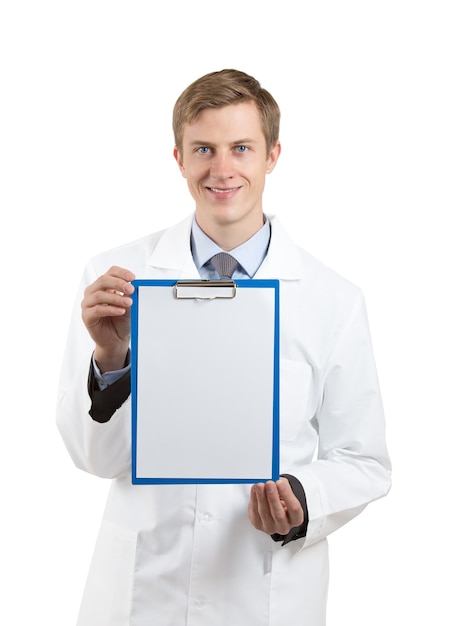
[94,343,129,373]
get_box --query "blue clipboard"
[131,279,280,484]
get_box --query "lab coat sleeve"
[294,292,391,548]
[56,262,132,479]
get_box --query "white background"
[1,1,452,623]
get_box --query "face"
[174,102,280,246]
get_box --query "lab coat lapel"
[145,214,199,278]
[255,216,305,280]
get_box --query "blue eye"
[236,145,248,153]
[197,146,210,154]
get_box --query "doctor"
[57,69,391,626]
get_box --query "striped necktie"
[210,252,239,278]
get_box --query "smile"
[208,187,240,193]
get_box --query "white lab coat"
[57,214,391,626]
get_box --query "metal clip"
[174,280,237,300]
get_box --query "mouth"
[207,186,240,194]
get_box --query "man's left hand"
[248,477,304,536]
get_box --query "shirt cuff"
[92,354,131,390]
[88,351,131,423]
[271,473,309,545]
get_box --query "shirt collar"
[191,215,271,278]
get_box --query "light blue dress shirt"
[94,215,271,388]
[191,216,270,279]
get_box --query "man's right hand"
[81,266,136,373]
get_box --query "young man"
[57,69,391,626]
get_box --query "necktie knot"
[210,252,239,279]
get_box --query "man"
[57,69,391,626]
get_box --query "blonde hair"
[173,69,280,156]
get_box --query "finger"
[82,268,136,319]
[264,481,289,529]
[256,483,280,533]
[82,291,132,325]
[276,479,304,527]
[85,288,133,310]
[248,484,260,527]
[105,266,136,283]
[84,270,135,300]
[249,483,271,531]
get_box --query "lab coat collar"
[146,213,305,280]
[257,215,305,280]
[146,214,198,277]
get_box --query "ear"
[266,141,281,174]
[173,146,186,178]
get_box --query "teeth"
[210,187,235,193]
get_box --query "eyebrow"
[188,138,258,147]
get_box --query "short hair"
[173,69,280,156]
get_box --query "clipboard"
[130,279,280,484]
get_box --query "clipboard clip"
[174,280,237,300]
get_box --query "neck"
[195,214,265,251]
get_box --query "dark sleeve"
[271,473,309,545]
[88,357,131,423]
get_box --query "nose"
[210,151,235,179]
